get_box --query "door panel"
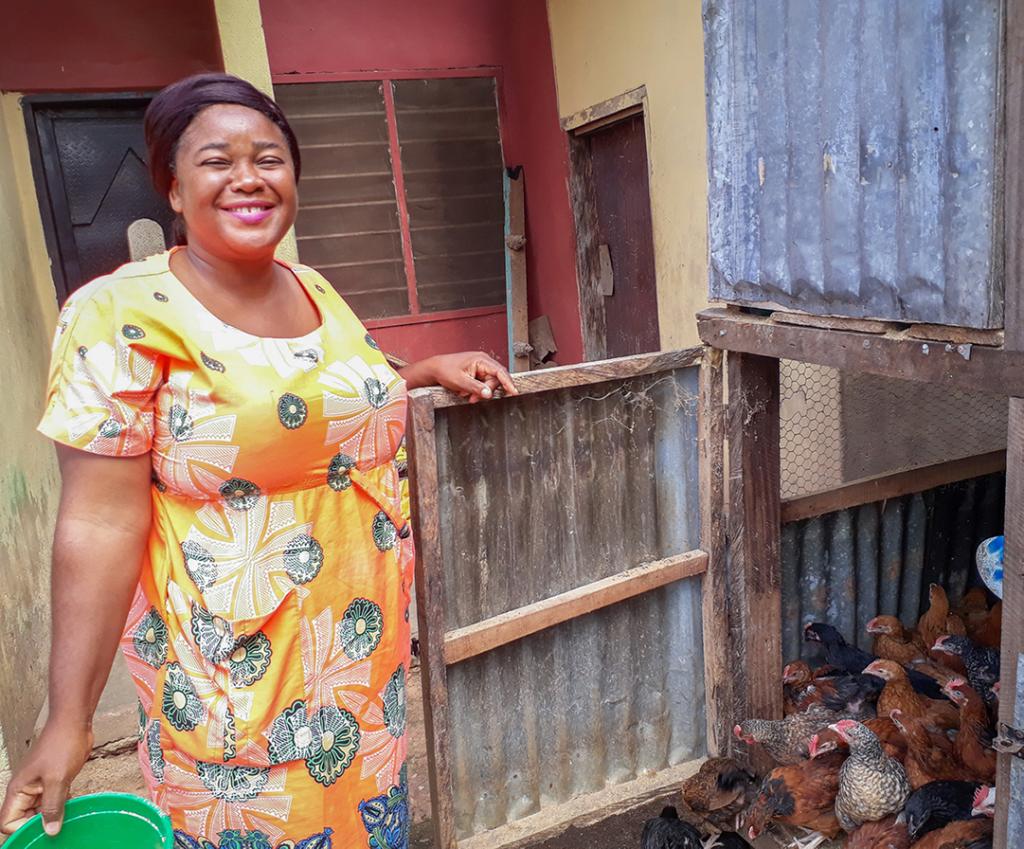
[26,97,175,302]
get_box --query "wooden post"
[727,352,784,773]
[699,347,733,756]
[406,392,457,849]
[997,1,1024,842]
[504,167,530,373]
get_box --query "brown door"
[587,113,660,358]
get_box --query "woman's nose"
[232,162,264,191]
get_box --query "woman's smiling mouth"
[222,202,275,224]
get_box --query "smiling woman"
[0,73,516,849]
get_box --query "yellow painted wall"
[545,0,708,348]
[0,93,62,775]
[213,0,298,263]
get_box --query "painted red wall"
[0,0,222,93]
[260,0,584,365]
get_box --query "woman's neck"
[179,243,279,298]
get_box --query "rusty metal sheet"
[703,0,1004,327]
[432,366,706,840]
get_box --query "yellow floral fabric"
[39,250,413,849]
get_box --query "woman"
[0,73,515,848]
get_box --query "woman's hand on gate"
[401,352,518,402]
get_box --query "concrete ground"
[13,665,808,849]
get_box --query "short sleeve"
[38,285,163,457]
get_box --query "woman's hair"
[144,73,302,199]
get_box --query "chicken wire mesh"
[779,360,1008,501]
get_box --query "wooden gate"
[408,349,727,848]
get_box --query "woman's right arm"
[0,445,153,837]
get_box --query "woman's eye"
[258,157,284,167]
[201,158,230,168]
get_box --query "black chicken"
[902,780,985,842]
[804,622,945,699]
[820,672,885,716]
[640,806,702,849]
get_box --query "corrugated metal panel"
[434,367,706,839]
[781,472,1005,662]
[703,0,1004,328]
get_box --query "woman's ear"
[168,176,183,214]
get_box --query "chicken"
[917,584,966,664]
[679,757,755,831]
[829,720,911,833]
[972,785,996,817]
[702,833,752,849]
[889,709,963,789]
[970,601,1001,650]
[844,815,910,849]
[783,660,823,715]
[866,616,926,666]
[931,636,1000,707]
[640,806,702,849]
[957,586,989,618]
[820,673,884,718]
[810,716,907,762]
[908,817,993,849]
[742,750,845,842]
[902,781,987,843]
[862,660,959,731]
[941,678,996,784]
[734,703,845,765]
[804,622,945,699]
[908,659,960,689]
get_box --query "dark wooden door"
[588,114,660,358]
[25,96,175,302]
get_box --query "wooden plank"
[413,347,703,408]
[999,0,1024,842]
[568,133,608,361]
[561,85,647,132]
[904,324,1005,347]
[727,352,784,774]
[771,310,890,334]
[504,168,530,373]
[443,550,708,665]
[698,347,733,757]
[781,451,1008,523]
[698,308,1024,396]
[406,394,457,849]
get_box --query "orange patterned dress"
[39,249,413,849]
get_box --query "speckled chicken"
[844,814,910,849]
[902,781,987,842]
[809,716,907,762]
[640,806,702,849]
[679,757,755,831]
[829,719,911,833]
[734,703,846,765]
[932,635,1000,707]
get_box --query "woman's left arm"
[400,352,518,403]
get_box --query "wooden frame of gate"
[407,348,744,849]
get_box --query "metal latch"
[994,722,1024,758]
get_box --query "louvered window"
[276,78,505,321]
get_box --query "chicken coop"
[405,2,1023,849]
[697,1,1024,847]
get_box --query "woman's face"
[169,103,297,263]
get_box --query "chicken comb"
[973,785,993,810]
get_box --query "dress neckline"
[162,246,325,343]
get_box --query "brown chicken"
[970,600,1002,650]
[942,677,997,784]
[866,616,927,666]
[831,720,911,832]
[845,815,911,849]
[889,709,963,789]
[679,757,756,831]
[810,716,907,762]
[742,750,845,842]
[782,661,842,715]
[918,584,968,670]
[908,659,960,689]
[908,817,993,849]
[863,660,959,731]
[734,703,843,766]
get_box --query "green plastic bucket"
[3,793,172,849]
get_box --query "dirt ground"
[50,666,799,849]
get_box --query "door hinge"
[994,722,1024,758]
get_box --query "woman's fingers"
[1,785,42,835]
[39,778,69,837]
